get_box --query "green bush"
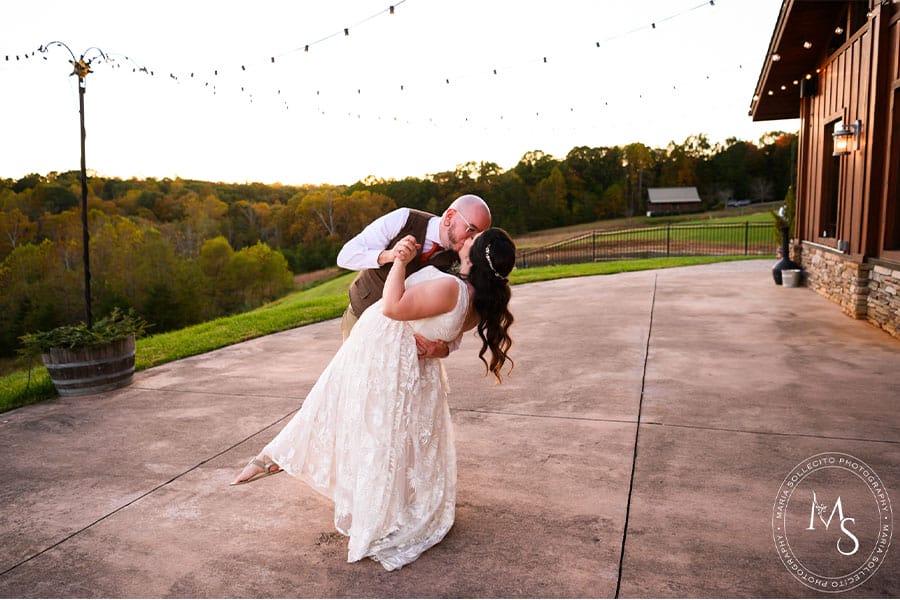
[18,308,148,357]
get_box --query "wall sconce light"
[832,119,862,156]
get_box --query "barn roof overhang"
[750,0,849,122]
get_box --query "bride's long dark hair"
[467,228,515,382]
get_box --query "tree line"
[1,132,796,356]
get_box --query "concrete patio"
[0,259,897,598]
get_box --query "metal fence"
[516,222,775,269]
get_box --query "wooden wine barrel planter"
[41,335,136,397]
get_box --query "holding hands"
[391,235,421,265]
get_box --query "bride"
[231,227,516,571]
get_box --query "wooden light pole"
[40,42,107,329]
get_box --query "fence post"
[666,224,671,257]
[744,221,749,255]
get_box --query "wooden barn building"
[751,0,900,339]
[645,187,703,216]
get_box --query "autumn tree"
[199,236,234,280]
[0,207,36,260]
[225,199,261,249]
[0,239,81,353]
[284,189,395,271]
[514,150,559,187]
[133,229,204,330]
[621,143,656,216]
[484,170,528,233]
[528,166,568,229]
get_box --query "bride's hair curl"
[467,228,515,382]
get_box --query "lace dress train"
[263,267,468,570]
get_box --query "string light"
[12,0,716,110]
[4,0,745,137]
[595,0,714,47]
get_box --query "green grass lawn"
[515,202,779,249]
[532,211,776,247]
[507,255,761,284]
[681,211,774,225]
[0,254,768,414]
[578,222,772,245]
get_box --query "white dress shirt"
[336,207,462,352]
[336,208,442,270]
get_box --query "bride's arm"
[382,235,459,321]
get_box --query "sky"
[1,0,798,187]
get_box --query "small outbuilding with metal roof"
[645,187,703,216]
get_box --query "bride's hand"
[391,235,420,265]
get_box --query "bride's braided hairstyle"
[468,228,515,382]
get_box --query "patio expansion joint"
[640,419,900,446]
[0,407,299,580]
[128,385,303,401]
[615,272,657,598]
[453,407,637,426]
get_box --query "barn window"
[820,120,841,239]
[885,89,900,251]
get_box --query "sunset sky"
[1,0,798,186]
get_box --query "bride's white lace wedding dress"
[264,266,468,571]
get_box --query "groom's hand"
[387,235,420,265]
[415,334,449,359]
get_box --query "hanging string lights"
[3,0,731,133]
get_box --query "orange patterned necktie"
[419,242,443,264]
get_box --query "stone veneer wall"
[799,243,870,318]
[867,263,900,338]
[799,242,900,340]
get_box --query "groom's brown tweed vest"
[348,209,458,317]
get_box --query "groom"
[336,194,491,358]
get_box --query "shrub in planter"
[19,308,149,397]
[770,186,801,284]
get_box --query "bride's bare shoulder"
[383,273,459,321]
